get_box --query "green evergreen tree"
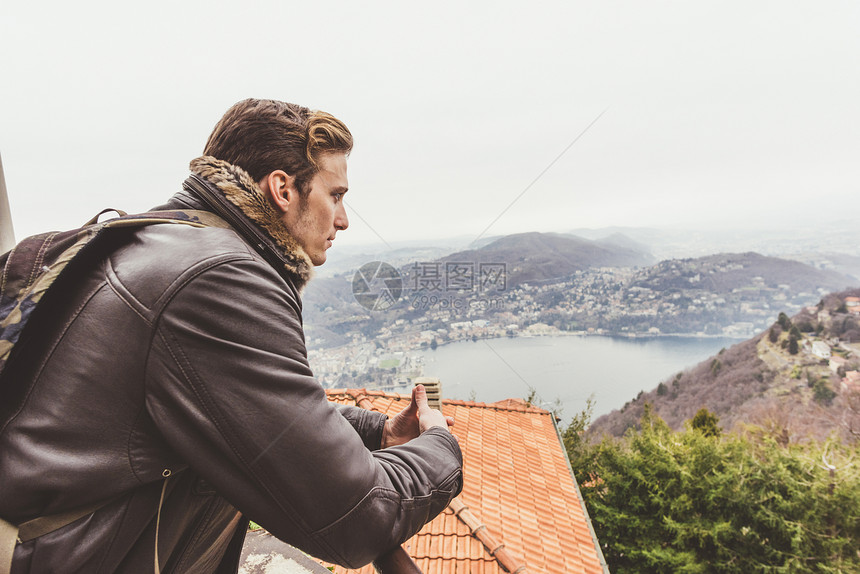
[768,326,779,343]
[788,334,799,355]
[690,407,720,437]
[570,411,860,573]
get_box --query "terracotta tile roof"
[322,389,607,574]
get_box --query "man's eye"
[334,193,345,203]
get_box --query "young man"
[0,99,462,572]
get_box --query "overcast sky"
[2,1,858,248]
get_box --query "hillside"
[632,252,851,295]
[569,224,860,263]
[588,287,860,442]
[437,231,654,285]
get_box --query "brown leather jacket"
[0,157,463,573]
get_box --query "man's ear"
[259,170,298,214]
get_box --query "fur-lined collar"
[188,156,313,288]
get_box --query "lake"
[417,335,741,421]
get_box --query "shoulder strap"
[0,209,228,379]
[0,519,16,574]
[0,479,173,574]
[0,497,115,574]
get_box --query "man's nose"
[335,203,349,231]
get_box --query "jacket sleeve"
[333,404,387,451]
[144,257,462,568]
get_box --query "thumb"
[405,384,422,415]
[413,384,429,411]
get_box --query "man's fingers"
[412,384,453,434]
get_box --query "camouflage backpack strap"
[0,208,228,379]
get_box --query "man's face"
[285,152,349,266]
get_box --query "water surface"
[417,335,740,421]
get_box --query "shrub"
[710,359,722,376]
[813,378,836,405]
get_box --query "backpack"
[0,207,228,574]
[0,208,227,378]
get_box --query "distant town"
[305,247,853,391]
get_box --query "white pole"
[0,152,15,253]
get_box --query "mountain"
[587,287,860,442]
[438,231,654,286]
[631,252,852,296]
[787,252,860,283]
[593,232,653,256]
[305,230,652,308]
[314,235,504,278]
[569,222,860,262]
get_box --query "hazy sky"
[2,1,858,248]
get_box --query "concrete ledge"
[239,530,333,574]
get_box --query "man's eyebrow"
[332,186,349,193]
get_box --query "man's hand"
[373,545,422,573]
[381,384,454,448]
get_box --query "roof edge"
[325,388,549,414]
[551,417,611,573]
[449,497,527,574]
